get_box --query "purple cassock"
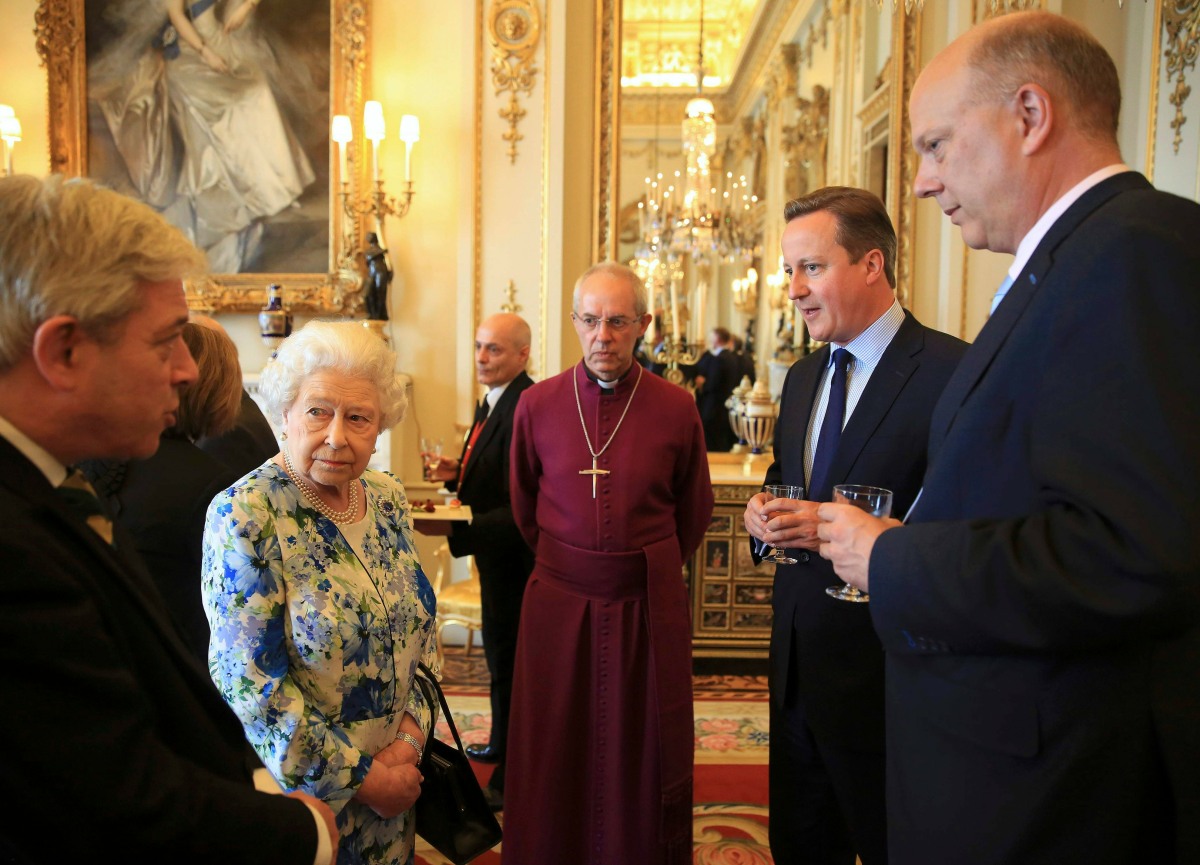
[503,362,714,865]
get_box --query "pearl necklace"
[282,447,360,524]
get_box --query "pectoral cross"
[579,456,611,498]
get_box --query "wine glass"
[762,484,805,565]
[420,436,443,481]
[825,484,893,603]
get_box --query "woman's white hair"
[258,320,408,431]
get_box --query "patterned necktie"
[58,468,115,545]
[808,347,852,501]
[990,274,1015,316]
[459,400,489,484]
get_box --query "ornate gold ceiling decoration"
[621,0,761,90]
[488,0,541,164]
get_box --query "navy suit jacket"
[446,370,535,566]
[871,172,1200,864]
[762,310,965,745]
[0,437,317,864]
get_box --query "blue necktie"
[990,274,1015,316]
[808,348,851,501]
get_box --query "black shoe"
[465,743,500,763]
[482,786,504,812]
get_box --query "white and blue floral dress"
[202,462,437,865]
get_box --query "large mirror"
[609,0,919,449]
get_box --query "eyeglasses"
[571,313,639,332]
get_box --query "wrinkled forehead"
[577,275,638,316]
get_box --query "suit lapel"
[460,371,531,490]
[928,172,1150,455]
[829,312,922,486]
[778,346,827,489]
[0,437,212,682]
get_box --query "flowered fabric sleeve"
[201,481,369,812]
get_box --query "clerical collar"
[582,364,634,391]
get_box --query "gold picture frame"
[35,0,370,314]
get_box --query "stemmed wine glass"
[762,484,806,565]
[419,436,443,481]
[825,484,893,603]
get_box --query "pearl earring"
[281,431,288,441]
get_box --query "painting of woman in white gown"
[86,0,328,274]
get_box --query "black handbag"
[413,662,502,864]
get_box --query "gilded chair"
[428,541,483,667]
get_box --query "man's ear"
[1013,83,1053,156]
[30,315,89,391]
[862,248,886,285]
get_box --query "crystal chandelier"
[676,0,720,260]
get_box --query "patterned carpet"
[415,648,773,864]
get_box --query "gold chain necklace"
[282,446,360,524]
[573,362,643,498]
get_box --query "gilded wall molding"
[475,0,486,336]
[765,42,801,112]
[783,85,830,198]
[889,9,920,307]
[594,0,621,262]
[1147,0,1165,180]
[489,0,542,164]
[973,0,1044,21]
[1164,0,1200,155]
[34,0,84,175]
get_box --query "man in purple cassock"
[504,262,714,864]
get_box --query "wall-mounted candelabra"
[332,102,419,229]
[0,105,21,176]
[330,102,419,323]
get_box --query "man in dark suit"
[744,187,965,865]
[417,312,535,811]
[819,12,1200,865]
[0,174,337,863]
[693,326,740,451]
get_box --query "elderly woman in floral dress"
[202,320,436,865]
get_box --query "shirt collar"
[0,413,68,486]
[826,298,905,369]
[1009,164,1130,280]
[484,378,514,413]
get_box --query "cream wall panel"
[0,1,48,176]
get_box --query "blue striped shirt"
[803,299,906,489]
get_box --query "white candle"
[331,114,352,181]
[670,280,680,343]
[398,114,420,182]
[363,101,385,181]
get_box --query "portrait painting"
[42,0,369,312]
[735,541,775,577]
[735,584,772,606]
[707,514,733,536]
[706,540,730,576]
[703,582,730,606]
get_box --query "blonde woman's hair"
[176,322,243,441]
[0,174,207,371]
